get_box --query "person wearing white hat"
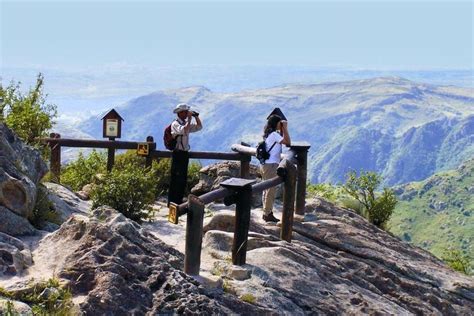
[168,103,202,206]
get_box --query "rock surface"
[0,123,47,236]
[191,161,281,206]
[199,198,474,314]
[2,207,262,314]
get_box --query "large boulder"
[201,198,474,314]
[191,161,282,207]
[0,123,47,235]
[3,207,263,314]
[0,232,33,276]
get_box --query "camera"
[192,111,199,117]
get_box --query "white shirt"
[171,117,202,151]
[265,131,284,164]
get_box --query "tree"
[343,170,397,229]
[0,73,57,156]
[442,249,471,275]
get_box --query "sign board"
[105,119,118,137]
[168,203,178,224]
[137,143,149,156]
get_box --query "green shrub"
[2,277,75,315]
[307,183,337,201]
[30,184,61,229]
[343,170,397,229]
[340,197,364,215]
[91,165,157,222]
[442,249,472,275]
[186,160,202,194]
[61,150,107,191]
[1,73,57,158]
[240,293,256,304]
[3,300,18,316]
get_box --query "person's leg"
[168,150,189,205]
[175,151,189,204]
[262,163,278,216]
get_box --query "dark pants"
[168,150,189,206]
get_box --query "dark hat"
[267,107,287,121]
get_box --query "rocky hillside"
[390,159,474,266]
[1,122,473,314]
[76,77,474,185]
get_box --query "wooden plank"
[232,186,252,266]
[145,136,155,168]
[240,159,250,179]
[295,148,309,215]
[290,141,311,148]
[220,178,256,188]
[49,133,61,183]
[281,159,297,242]
[107,147,115,171]
[184,195,205,275]
[251,176,283,194]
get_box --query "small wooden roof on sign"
[101,109,124,121]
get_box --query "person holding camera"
[168,103,202,206]
[261,114,291,222]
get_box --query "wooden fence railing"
[41,135,311,276]
[171,157,297,275]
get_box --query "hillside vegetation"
[389,159,473,267]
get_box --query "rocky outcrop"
[0,232,33,276]
[191,161,281,206]
[202,198,474,314]
[3,207,262,315]
[0,123,47,236]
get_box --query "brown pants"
[261,163,278,215]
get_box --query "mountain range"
[73,77,473,186]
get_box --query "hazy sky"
[1,0,472,70]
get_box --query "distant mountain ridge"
[75,77,473,185]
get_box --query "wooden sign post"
[101,109,124,171]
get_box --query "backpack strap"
[268,141,277,153]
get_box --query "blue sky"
[1,0,472,70]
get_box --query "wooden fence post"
[49,133,61,183]
[145,136,155,168]
[240,155,251,179]
[280,159,297,242]
[107,139,115,171]
[184,195,205,275]
[220,178,256,266]
[290,142,311,216]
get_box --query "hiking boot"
[263,212,280,223]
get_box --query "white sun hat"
[173,103,191,113]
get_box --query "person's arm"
[190,114,202,132]
[183,112,193,134]
[280,120,291,146]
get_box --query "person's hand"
[187,111,193,119]
[281,120,288,128]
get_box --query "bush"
[186,160,202,194]
[307,183,337,201]
[0,277,75,315]
[61,150,107,191]
[0,73,57,158]
[30,184,61,229]
[343,170,397,229]
[442,249,472,275]
[91,165,157,222]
